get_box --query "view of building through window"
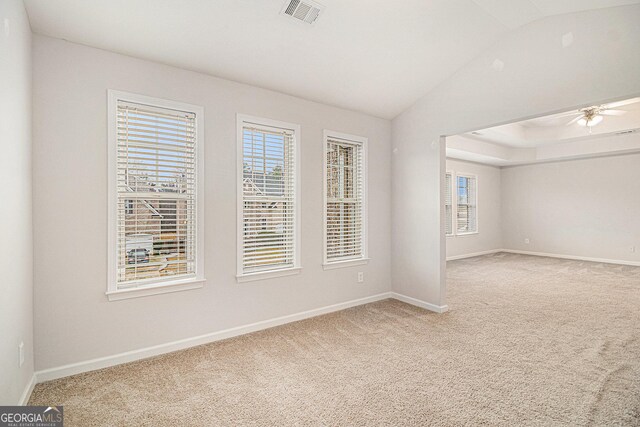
[241,125,295,273]
[116,101,197,286]
[325,138,364,261]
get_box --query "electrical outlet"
[19,342,24,367]
[357,272,364,283]
[524,238,530,244]
[631,246,636,253]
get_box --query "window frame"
[445,171,454,237]
[322,130,369,270]
[445,171,478,237]
[107,90,205,301]
[236,114,302,282]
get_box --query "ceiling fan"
[566,105,625,128]
[532,98,637,130]
[557,98,638,128]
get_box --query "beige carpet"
[30,253,640,426]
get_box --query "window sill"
[456,231,479,237]
[237,267,302,283]
[106,277,205,301]
[323,258,370,270]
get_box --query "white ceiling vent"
[281,0,324,25]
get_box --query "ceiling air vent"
[281,0,324,25]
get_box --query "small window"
[125,199,134,215]
[456,174,477,234]
[445,172,477,236]
[107,91,204,299]
[237,115,300,281]
[445,172,453,236]
[323,131,368,268]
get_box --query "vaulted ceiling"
[23,0,640,119]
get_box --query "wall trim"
[446,249,503,261]
[18,374,36,405]
[33,291,450,384]
[501,249,640,267]
[390,292,449,313]
[31,249,636,386]
[500,149,640,169]
[446,249,640,267]
[36,293,393,382]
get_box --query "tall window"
[237,115,300,281]
[456,175,477,233]
[445,172,453,236]
[108,91,204,299]
[323,131,367,267]
[445,172,478,236]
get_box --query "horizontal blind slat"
[241,123,296,273]
[325,138,365,261]
[116,100,198,286]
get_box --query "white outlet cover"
[357,272,364,283]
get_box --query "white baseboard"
[35,292,393,383]
[502,249,640,267]
[34,291,452,384]
[390,292,449,313]
[18,374,36,405]
[446,249,503,261]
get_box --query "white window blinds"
[456,175,477,234]
[445,173,453,236]
[325,135,365,263]
[116,100,197,288]
[240,122,297,274]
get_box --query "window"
[107,91,204,300]
[323,131,368,268]
[237,115,300,281]
[125,199,134,215]
[445,172,477,236]
[445,172,453,236]
[456,175,477,234]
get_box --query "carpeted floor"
[30,253,640,426]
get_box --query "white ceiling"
[464,97,640,148]
[448,97,640,166]
[23,0,640,119]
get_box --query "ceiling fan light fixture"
[578,114,603,127]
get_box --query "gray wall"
[32,35,392,371]
[446,159,502,259]
[501,154,640,263]
[391,5,640,307]
[0,0,34,405]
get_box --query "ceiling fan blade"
[600,109,626,116]
[603,98,640,109]
[566,115,582,126]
